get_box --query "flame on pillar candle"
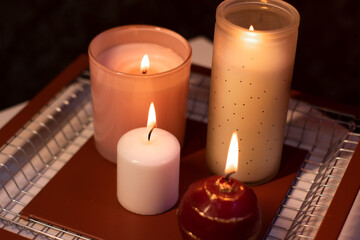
[141,54,150,74]
[225,132,239,175]
[147,102,157,141]
[249,25,254,31]
[147,102,156,128]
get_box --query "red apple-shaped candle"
[177,132,261,240]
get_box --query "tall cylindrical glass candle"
[89,25,192,163]
[206,0,300,185]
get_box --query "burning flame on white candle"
[249,25,254,31]
[141,54,150,74]
[147,102,156,129]
[225,132,239,175]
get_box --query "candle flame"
[225,132,239,175]
[141,54,150,74]
[249,25,254,31]
[147,102,156,128]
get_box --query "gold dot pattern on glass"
[206,64,292,184]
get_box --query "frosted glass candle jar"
[89,25,192,163]
[206,0,300,185]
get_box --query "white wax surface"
[117,127,180,215]
[97,43,184,74]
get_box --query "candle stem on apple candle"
[225,171,236,181]
[216,176,236,193]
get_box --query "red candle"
[177,132,261,240]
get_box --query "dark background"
[1,0,360,111]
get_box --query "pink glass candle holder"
[89,25,192,163]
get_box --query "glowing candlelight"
[141,54,150,74]
[225,131,239,176]
[147,102,156,128]
[147,102,157,141]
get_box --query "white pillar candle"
[206,0,300,185]
[117,103,180,215]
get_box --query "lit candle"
[206,0,300,185]
[140,54,149,74]
[178,132,261,240]
[117,102,181,215]
[97,44,183,75]
[89,25,192,163]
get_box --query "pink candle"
[89,25,192,163]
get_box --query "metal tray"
[0,63,359,239]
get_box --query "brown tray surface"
[20,119,307,240]
[0,229,28,240]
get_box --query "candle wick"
[148,124,157,141]
[225,171,236,181]
[142,69,147,74]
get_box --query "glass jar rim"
[216,0,300,36]
[88,25,192,78]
